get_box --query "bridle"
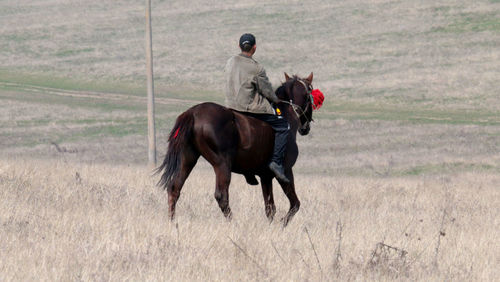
[280,78,313,124]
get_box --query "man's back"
[225,54,278,115]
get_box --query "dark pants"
[246,112,289,165]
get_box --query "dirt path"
[0,82,203,106]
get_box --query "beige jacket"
[225,54,280,114]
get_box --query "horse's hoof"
[280,217,288,227]
[265,207,276,223]
[224,209,233,220]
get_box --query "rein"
[279,78,313,123]
[280,100,311,123]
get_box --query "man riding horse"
[156,33,324,226]
[225,33,290,183]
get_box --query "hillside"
[1,0,499,110]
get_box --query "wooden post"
[145,0,156,167]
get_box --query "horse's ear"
[284,72,290,81]
[306,72,313,83]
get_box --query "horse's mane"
[275,75,300,100]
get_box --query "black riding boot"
[268,126,290,183]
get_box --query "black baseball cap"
[239,33,256,48]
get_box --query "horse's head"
[280,72,314,135]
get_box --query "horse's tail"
[155,110,194,190]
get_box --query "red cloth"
[311,89,324,110]
[173,128,180,139]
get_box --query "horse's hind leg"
[213,164,232,219]
[260,176,276,222]
[168,148,199,220]
[278,170,300,227]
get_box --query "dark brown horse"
[157,73,315,226]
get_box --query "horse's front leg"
[260,176,276,222]
[214,164,232,219]
[277,170,300,227]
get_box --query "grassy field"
[1,0,499,281]
[1,159,499,280]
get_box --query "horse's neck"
[276,85,299,136]
[282,107,299,139]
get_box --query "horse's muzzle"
[298,122,310,136]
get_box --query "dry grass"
[1,158,499,281]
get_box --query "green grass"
[55,48,95,57]
[67,123,146,141]
[0,79,190,147]
[0,69,223,103]
[399,162,499,176]
[13,117,144,128]
[375,162,500,177]
[1,115,149,147]
[3,115,178,148]
[53,116,178,145]
[0,87,145,112]
[2,73,498,130]
[318,100,500,126]
[432,6,452,13]
[432,12,500,33]
[295,161,500,177]
[1,66,498,129]
[0,69,144,96]
[346,59,383,69]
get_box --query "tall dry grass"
[1,158,498,281]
